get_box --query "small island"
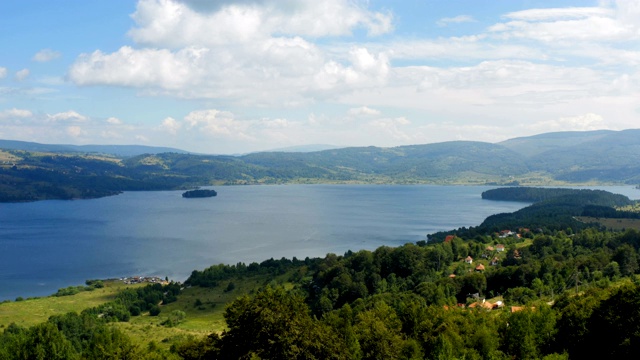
[182,189,217,198]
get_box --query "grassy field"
[0,150,21,163]
[0,272,296,351]
[575,216,640,231]
[0,281,143,328]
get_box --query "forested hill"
[429,187,637,242]
[0,139,188,156]
[481,187,633,205]
[2,129,640,201]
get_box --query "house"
[469,299,495,310]
[444,235,455,243]
[499,230,514,238]
[491,257,500,266]
[448,274,456,278]
[475,264,485,272]
[496,244,505,252]
[513,249,522,259]
[465,256,473,264]
[486,246,494,252]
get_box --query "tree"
[174,334,221,360]
[613,244,638,276]
[587,284,640,358]
[18,322,78,360]
[354,301,410,360]
[219,286,349,359]
[83,326,139,359]
[501,305,556,359]
[457,272,487,302]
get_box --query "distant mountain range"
[0,139,189,157]
[262,144,340,153]
[1,129,639,201]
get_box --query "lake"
[1,184,638,300]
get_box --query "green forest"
[2,188,640,359]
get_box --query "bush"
[129,306,141,316]
[149,305,161,316]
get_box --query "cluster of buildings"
[443,230,535,313]
[446,301,531,313]
[120,276,169,285]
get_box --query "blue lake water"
[1,184,638,300]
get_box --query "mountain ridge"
[2,129,640,202]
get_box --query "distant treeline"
[186,257,318,288]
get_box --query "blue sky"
[1,0,638,154]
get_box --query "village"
[118,276,170,285]
[444,228,535,313]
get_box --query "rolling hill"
[1,129,640,201]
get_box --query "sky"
[1,0,639,154]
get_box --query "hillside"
[499,130,614,157]
[2,129,640,202]
[0,139,189,157]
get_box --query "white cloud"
[101,130,124,139]
[0,86,57,96]
[106,117,123,125]
[525,113,609,132]
[66,0,395,107]
[66,125,86,138]
[128,0,393,48]
[409,60,606,104]
[490,2,640,43]
[348,106,381,116]
[135,135,150,142]
[159,116,181,134]
[0,67,6,79]
[70,42,390,105]
[313,47,389,93]
[183,109,253,139]
[0,108,33,119]
[47,110,88,123]
[69,46,207,90]
[33,49,62,62]
[381,38,547,62]
[503,7,611,21]
[369,117,411,141]
[437,15,475,27]
[15,69,30,81]
[260,118,290,129]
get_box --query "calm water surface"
[1,184,638,300]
